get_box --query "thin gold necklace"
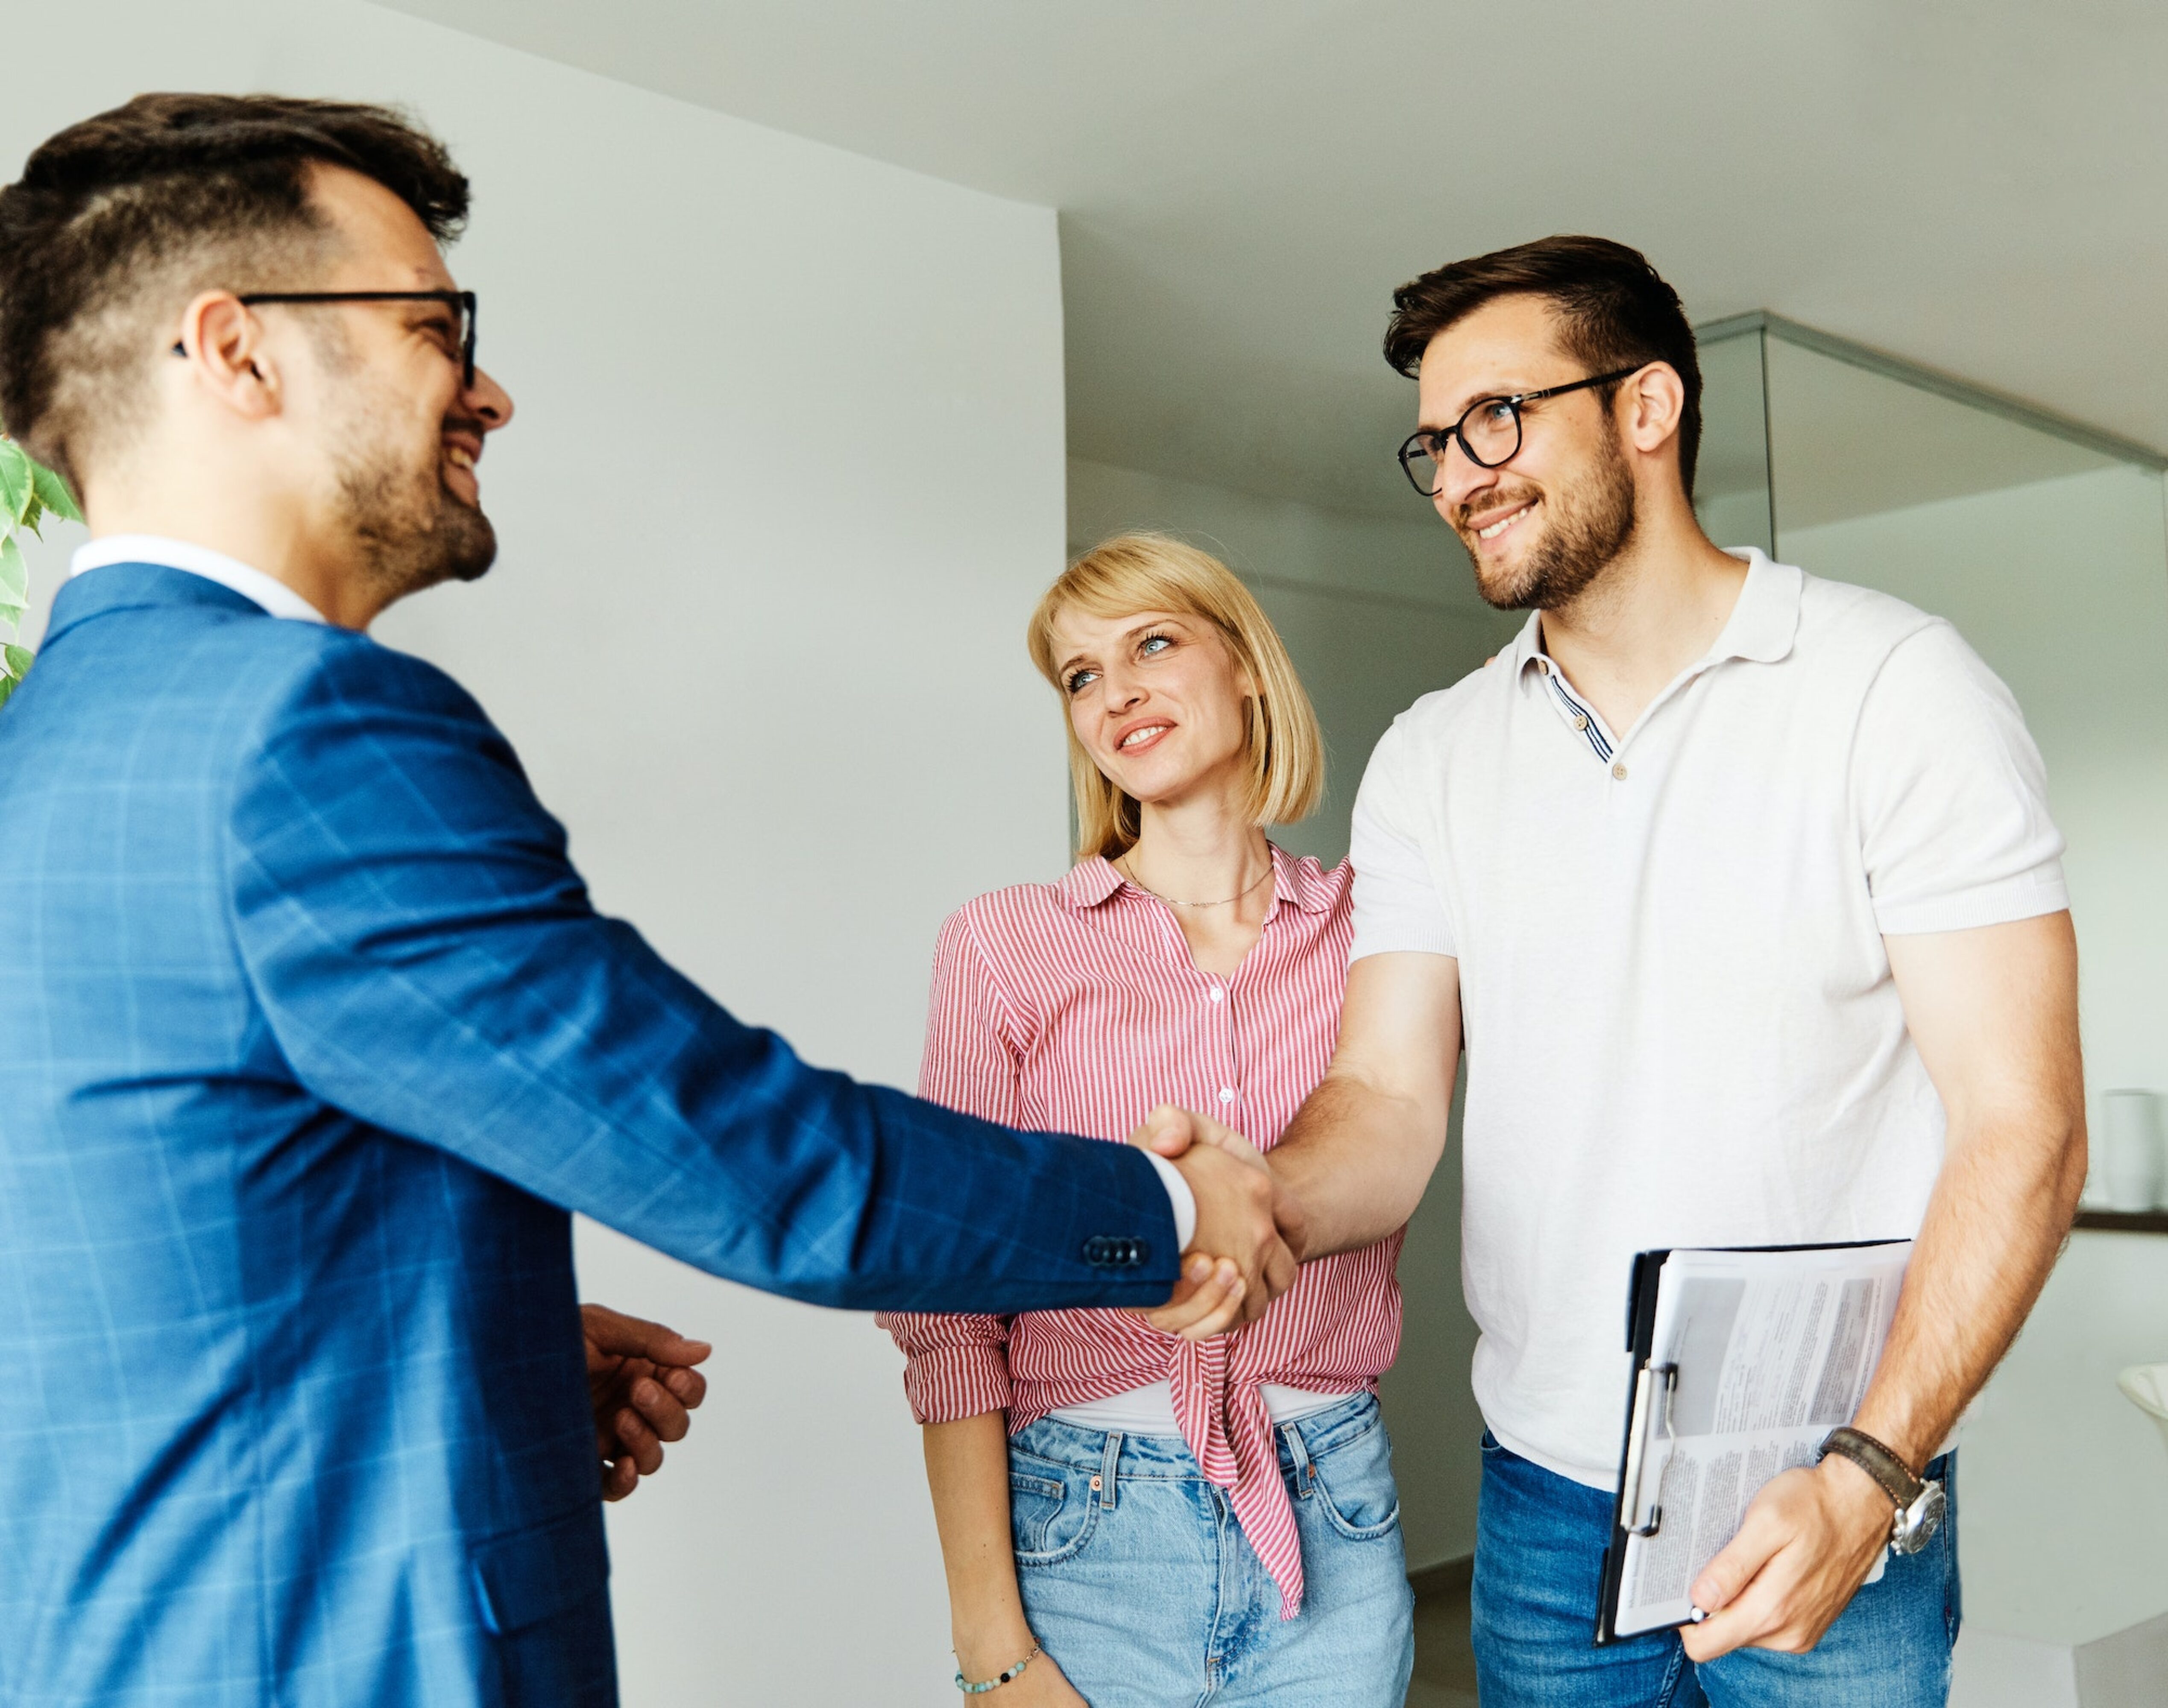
[1116,851,1273,909]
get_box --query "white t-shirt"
[1348,551,2067,1489]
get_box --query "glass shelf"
[2074,1210,2168,1234]
[1694,314,2168,1190]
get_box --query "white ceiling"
[378,0,2168,520]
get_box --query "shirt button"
[1536,658,1552,676]
[1574,714,1590,731]
[1218,1086,1236,1104]
[1611,761,1629,781]
[1208,987,1225,1003]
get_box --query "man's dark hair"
[1383,235,1703,496]
[0,93,469,489]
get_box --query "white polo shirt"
[1349,550,2067,1489]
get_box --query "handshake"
[1127,1106,1308,1342]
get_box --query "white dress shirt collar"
[70,535,329,625]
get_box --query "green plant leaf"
[0,440,31,525]
[29,459,81,524]
[0,670,17,709]
[3,643,33,680]
[0,533,27,606]
[0,605,23,645]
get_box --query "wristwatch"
[1817,1427,1946,1554]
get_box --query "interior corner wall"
[1066,456,1516,1569]
[6,8,1070,1702]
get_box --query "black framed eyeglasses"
[170,290,478,387]
[1396,364,1642,497]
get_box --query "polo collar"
[1507,611,1551,695]
[1056,842,1328,915]
[1705,549,1802,665]
[1512,547,1802,695]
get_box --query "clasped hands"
[1124,1105,1306,1341]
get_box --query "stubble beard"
[329,383,498,608]
[1463,424,1638,614]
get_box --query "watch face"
[1892,1480,1947,1555]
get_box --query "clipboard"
[1593,1238,1912,1646]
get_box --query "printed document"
[1608,1241,1911,1639]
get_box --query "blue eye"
[1065,667,1099,695]
[1139,633,1172,657]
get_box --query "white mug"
[2101,1090,2166,1213]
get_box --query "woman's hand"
[1137,1250,1247,1339]
[955,1641,1088,1706]
[1130,1105,1303,1339]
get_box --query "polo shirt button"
[1218,1086,1236,1104]
[1611,761,1629,781]
[1208,987,1225,1003]
[1574,714,1589,731]
[1537,659,1552,676]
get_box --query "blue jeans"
[1007,1392,1415,1707]
[1472,1432,1960,1707]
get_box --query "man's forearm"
[1853,1103,2086,1471]
[1270,1067,1451,1259]
[1685,916,2086,1661]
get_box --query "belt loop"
[1281,1418,1315,1498]
[1096,1430,1123,1510]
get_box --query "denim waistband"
[1012,1390,1380,1481]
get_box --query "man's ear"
[1618,363,1686,461]
[175,291,283,421]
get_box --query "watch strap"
[1817,1426,1923,1509]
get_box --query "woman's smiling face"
[1049,605,1255,810]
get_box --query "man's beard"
[329,397,498,606]
[1461,425,1637,613]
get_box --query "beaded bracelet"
[955,1643,1041,1695]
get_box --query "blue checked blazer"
[0,564,1180,1708]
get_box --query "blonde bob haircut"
[1027,532,1325,860]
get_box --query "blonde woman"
[879,536,1412,1705]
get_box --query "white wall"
[1067,457,1519,1570]
[8,9,1071,1702]
[1782,465,2168,1655]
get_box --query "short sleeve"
[1348,717,1457,962]
[1853,621,2068,936]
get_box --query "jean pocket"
[1307,1418,1403,1542]
[1009,1462,1100,1567]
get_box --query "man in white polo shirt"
[1159,237,2086,1704]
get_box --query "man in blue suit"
[0,95,1297,1706]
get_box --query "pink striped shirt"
[877,846,1403,1618]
